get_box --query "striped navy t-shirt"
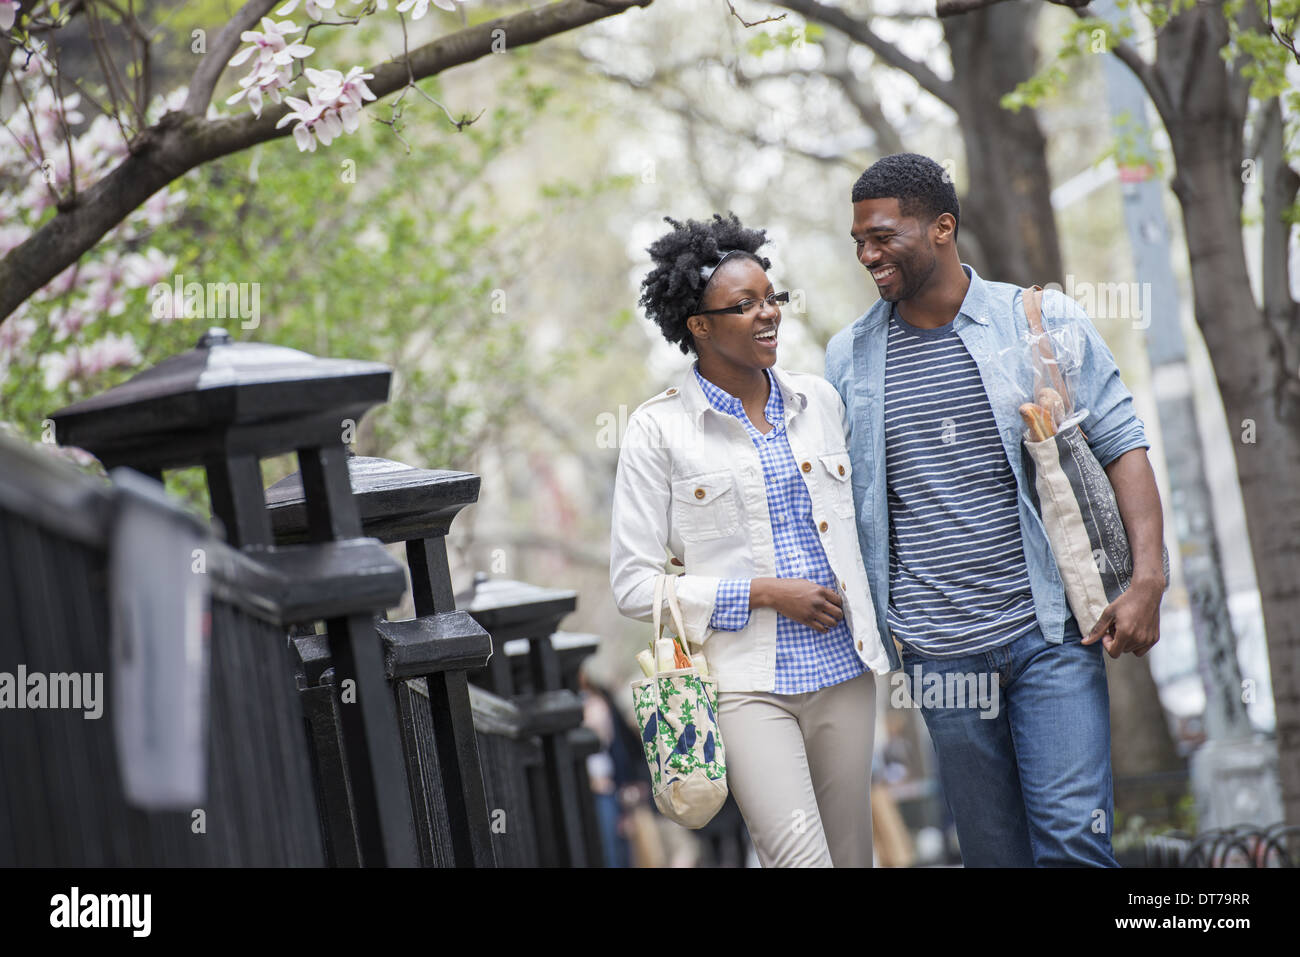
[883,306,1039,656]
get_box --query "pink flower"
[0,223,30,256]
[275,0,336,18]
[396,0,463,20]
[39,333,140,389]
[0,1,21,32]
[226,18,314,118]
[124,248,177,289]
[0,315,36,356]
[276,66,375,151]
[49,302,94,342]
[84,332,142,375]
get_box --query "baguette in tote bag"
[1020,286,1169,636]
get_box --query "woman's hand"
[751,578,844,632]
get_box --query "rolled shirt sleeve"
[1042,289,1149,467]
[709,579,752,630]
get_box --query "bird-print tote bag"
[630,574,728,829]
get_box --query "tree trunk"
[1171,146,1300,828]
[944,0,1064,286]
[1131,2,1300,828]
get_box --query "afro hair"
[638,212,771,356]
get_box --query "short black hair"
[639,212,771,355]
[851,153,959,237]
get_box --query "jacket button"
[857,640,864,651]
[694,488,705,499]
[666,388,677,395]
[838,464,846,476]
[841,580,847,590]
[819,521,828,532]
[801,461,812,472]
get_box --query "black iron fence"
[0,327,602,867]
[0,435,325,865]
[1118,824,1300,868]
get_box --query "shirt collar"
[681,362,806,426]
[864,262,989,328]
[956,263,990,325]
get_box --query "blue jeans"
[898,619,1118,867]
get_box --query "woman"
[609,213,891,867]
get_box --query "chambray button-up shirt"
[825,264,1150,671]
[695,364,867,694]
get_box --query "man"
[825,153,1167,867]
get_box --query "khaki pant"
[716,671,876,867]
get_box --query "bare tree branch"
[1073,4,1177,133]
[725,0,787,27]
[819,29,906,156]
[935,0,1087,15]
[0,0,654,322]
[773,0,958,109]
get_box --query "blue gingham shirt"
[695,364,866,693]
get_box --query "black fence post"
[50,327,417,867]
[267,455,497,866]
[465,577,601,868]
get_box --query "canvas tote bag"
[1020,285,1169,636]
[630,574,728,829]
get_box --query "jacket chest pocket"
[672,471,741,543]
[818,451,856,519]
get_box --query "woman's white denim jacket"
[609,363,892,693]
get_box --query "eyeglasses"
[694,291,790,317]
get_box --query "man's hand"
[1094,447,1167,659]
[1082,577,1164,658]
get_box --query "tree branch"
[773,0,958,109]
[0,0,654,323]
[182,0,283,116]
[937,0,1089,15]
[1074,4,1177,133]
[725,0,786,27]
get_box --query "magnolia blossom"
[132,185,188,231]
[226,18,314,118]
[396,0,463,19]
[41,333,142,390]
[124,248,178,290]
[275,0,335,17]
[34,264,81,302]
[49,301,94,342]
[10,86,85,154]
[276,66,376,152]
[77,256,129,320]
[2,69,187,408]
[0,315,36,357]
[0,224,29,257]
[0,1,20,32]
[74,113,130,168]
